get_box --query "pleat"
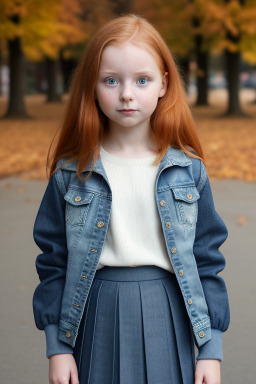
[118,282,147,383]
[75,279,119,384]
[162,278,196,383]
[73,279,96,375]
[74,268,195,384]
[139,279,181,384]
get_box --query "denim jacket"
[33,145,230,360]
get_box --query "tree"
[132,0,210,100]
[43,0,87,102]
[132,0,193,91]
[223,0,256,114]
[193,0,256,116]
[0,1,60,117]
[222,0,246,116]
[0,0,87,117]
[5,13,28,118]
[57,0,116,94]
[133,0,256,116]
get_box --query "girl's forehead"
[99,42,160,71]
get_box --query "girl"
[33,14,230,384]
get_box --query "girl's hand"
[195,359,221,384]
[49,353,79,384]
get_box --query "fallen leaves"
[0,89,256,181]
[236,215,248,226]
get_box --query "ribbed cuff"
[44,324,74,358]
[196,328,223,362]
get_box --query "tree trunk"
[222,0,247,117]
[3,36,30,118]
[192,13,209,106]
[0,47,2,96]
[223,48,246,117]
[195,35,209,106]
[46,56,62,102]
[59,52,77,94]
[112,0,132,14]
[178,57,190,94]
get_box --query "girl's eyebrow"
[100,70,155,76]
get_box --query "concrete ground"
[0,177,255,383]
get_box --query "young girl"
[33,14,230,384]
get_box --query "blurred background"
[0,0,255,383]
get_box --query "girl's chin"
[110,123,146,130]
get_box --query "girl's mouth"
[118,109,137,115]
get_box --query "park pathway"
[0,177,255,383]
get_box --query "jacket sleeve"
[193,160,230,362]
[32,169,73,358]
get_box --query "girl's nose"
[119,84,134,102]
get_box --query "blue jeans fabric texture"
[32,146,230,361]
[73,265,196,384]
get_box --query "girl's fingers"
[49,378,71,384]
[194,375,203,384]
[70,369,79,384]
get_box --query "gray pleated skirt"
[73,265,196,384]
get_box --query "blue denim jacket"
[33,145,230,360]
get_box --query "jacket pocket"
[171,186,200,226]
[64,188,94,227]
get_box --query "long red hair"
[47,13,205,181]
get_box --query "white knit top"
[97,145,175,274]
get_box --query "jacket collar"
[56,145,192,176]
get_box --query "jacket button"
[66,331,71,338]
[75,196,81,202]
[188,298,192,305]
[171,247,176,254]
[166,222,171,228]
[97,221,104,228]
[178,270,184,276]
[187,193,192,199]
[199,331,205,338]
[160,200,166,206]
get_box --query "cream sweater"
[97,145,174,274]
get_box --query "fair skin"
[49,354,78,384]
[48,354,221,384]
[195,359,221,384]
[95,42,167,157]
[49,42,221,384]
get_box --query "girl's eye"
[137,77,149,85]
[106,77,118,85]
[104,76,150,86]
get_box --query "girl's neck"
[101,122,160,158]
[99,144,158,165]
[100,137,160,159]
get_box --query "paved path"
[0,177,255,383]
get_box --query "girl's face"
[95,42,168,132]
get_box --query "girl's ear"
[159,72,168,98]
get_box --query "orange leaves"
[0,94,64,179]
[57,0,87,46]
[236,215,248,226]
[0,90,256,182]
[130,0,256,62]
[0,0,89,61]
[224,0,242,34]
[188,89,256,183]
[3,0,27,18]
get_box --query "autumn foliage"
[133,0,256,64]
[0,1,255,182]
[0,90,255,182]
